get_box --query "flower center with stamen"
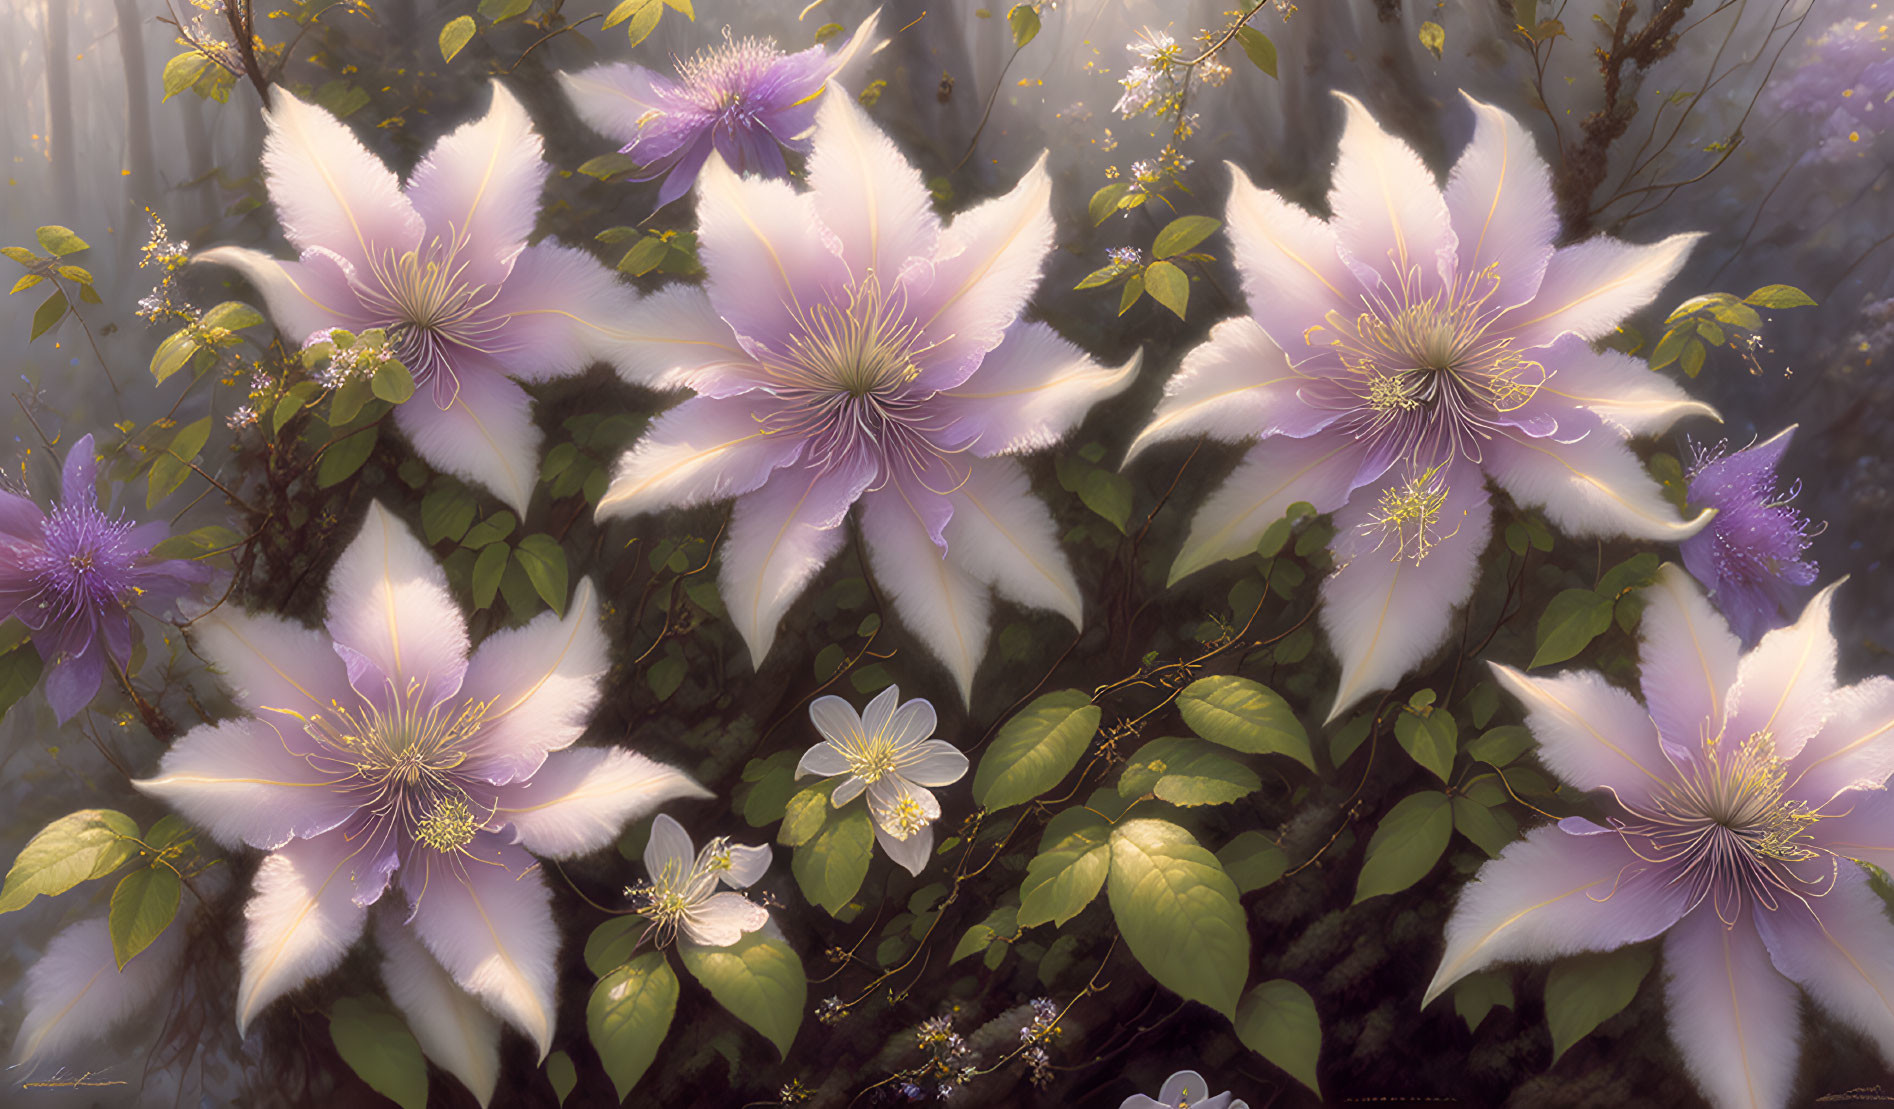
[354,232,506,385]
[414,796,479,852]
[28,503,139,614]
[882,795,929,839]
[842,736,901,784]
[676,31,783,120]
[1361,466,1458,564]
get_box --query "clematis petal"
[1223,163,1355,360]
[557,63,665,143]
[898,741,969,788]
[10,913,187,1065]
[860,684,901,742]
[406,836,558,1059]
[1787,676,1894,805]
[237,831,372,1033]
[1423,825,1690,1006]
[885,698,939,753]
[696,154,848,346]
[718,843,773,889]
[860,484,993,702]
[1722,581,1841,763]
[719,457,872,668]
[871,809,936,878]
[805,84,940,285]
[579,284,756,394]
[1534,338,1719,436]
[42,643,105,724]
[459,579,609,783]
[831,775,869,806]
[910,153,1054,387]
[394,366,542,517]
[933,323,1140,456]
[807,695,863,747]
[192,246,364,343]
[1326,92,1457,292]
[1482,416,1713,541]
[378,916,501,1108]
[1125,316,1332,464]
[941,457,1082,627]
[1802,778,1894,871]
[1662,905,1800,1109]
[1322,475,1492,722]
[796,741,853,780]
[1497,232,1702,349]
[496,746,710,859]
[1754,872,1894,1068]
[260,88,422,266]
[644,813,695,879]
[324,502,470,696]
[1170,432,1373,587]
[135,718,355,851]
[681,893,771,947]
[190,606,352,720]
[403,82,545,287]
[1441,94,1557,307]
[595,395,804,521]
[1637,564,1742,749]
[1489,663,1670,803]
[480,242,645,383]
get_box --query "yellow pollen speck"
[1362,467,1459,564]
[415,796,479,852]
[1850,131,1862,142]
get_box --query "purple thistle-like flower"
[1680,425,1819,643]
[561,13,882,211]
[1427,567,1894,1109]
[0,434,210,722]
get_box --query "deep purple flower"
[0,434,210,722]
[560,13,881,210]
[1680,425,1819,643]
[1427,566,1894,1109]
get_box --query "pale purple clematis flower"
[1127,92,1716,721]
[197,83,649,514]
[632,813,772,947]
[1120,1068,1250,1109]
[10,911,188,1065]
[595,89,1140,698]
[1427,564,1894,1109]
[560,12,882,210]
[798,686,968,876]
[1680,425,1819,644]
[134,503,706,1105]
[0,434,211,722]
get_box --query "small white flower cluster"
[301,327,403,390]
[135,213,195,325]
[1018,997,1060,1087]
[1114,29,1187,119]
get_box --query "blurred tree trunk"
[114,0,155,213]
[43,0,76,201]
[179,94,217,234]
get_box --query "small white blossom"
[798,686,968,876]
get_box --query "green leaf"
[1177,675,1314,771]
[1596,551,1661,600]
[1393,708,1457,783]
[1545,945,1655,1062]
[1006,3,1040,47]
[1118,272,1145,315]
[109,865,181,967]
[1453,970,1514,1032]
[1117,736,1261,806]
[1232,26,1278,76]
[971,690,1100,812]
[317,426,378,488]
[1451,795,1514,858]
[513,534,569,613]
[478,0,533,21]
[578,152,641,180]
[778,781,835,847]
[330,996,428,1109]
[439,15,477,62]
[162,52,212,99]
[1328,714,1372,768]
[645,653,686,701]
[1418,19,1446,58]
[1680,338,1706,377]
[1235,979,1322,1095]
[952,905,1017,962]
[1143,260,1189,319]
[792,806,873,914]
[1218,831,1289,894]
[588,952,678,1099]
[1353,791,1451,903]
[421,487,478,546]
[30,290,67,340]
[1743,283,1816,309]
[546,1051,578,1106]
[583,916,643,976]
[1089,183,1132,225]
[1017,809,1111,928]
[679,930,807,1057]
[471,542,509,610]
[371,360,416,404]
[1107,819,1249,1017]
[0,809,140,913]
[1465,724,1533,768]
[618,235,671,276]
[622,0,664,45]
[1078,469,1133,532]
[201,300,263,331]
[1649,325,1689,370]
[1531,588,1615,667]
[0,642,43,723]
[35,225,89,256]
[462,510,517,550]
[1152,215,1221,258]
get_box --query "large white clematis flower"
[593,86,1139,701]
[134,503,707,1106]
[1128,91,1716,721]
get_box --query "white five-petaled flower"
[1119,1068,1250,1109]
[635,813,773,947]
[592,86,1140,701]
[134,503,707,1107]
[798,685,969,876]
[198,81,663,515]
[1128,91,1716,721]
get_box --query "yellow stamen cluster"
[415,796,480,852]
[1361,467,1457,564]
[883,795,929,840]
